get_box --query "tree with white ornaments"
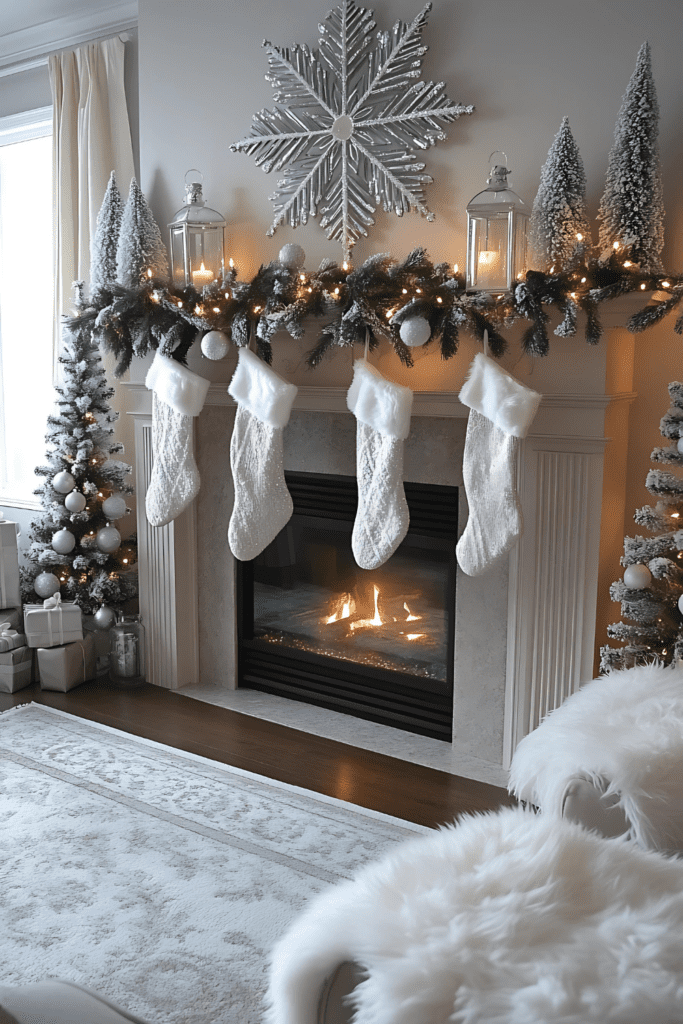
[529,116,591,273]
[20,321,137,626]
[601,382,683,671]
[597,41,664,272]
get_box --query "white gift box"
[0,520,21,610]
[37,633,96,692]
[0,645,33,693]
[0,624,27,653]
[24,598,83,648]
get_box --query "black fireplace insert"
[236,472,458,741]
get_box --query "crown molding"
[0,2,137,76]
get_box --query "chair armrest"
[561,776,630,839]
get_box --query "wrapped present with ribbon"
[24,594,83,649]
[37,632,96,692]
[0,519,21,610]
[0,621,26,653]
[0,645,33,693]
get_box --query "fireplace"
[236,472,458,740]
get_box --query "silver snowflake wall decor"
[231,0,473,261]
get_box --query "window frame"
[0,105,53,510]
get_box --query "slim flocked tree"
[597,41,664,272]
[601,381,683,671]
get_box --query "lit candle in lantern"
[192,262,214,289]
[477,249,501,289]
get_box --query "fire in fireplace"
[236,472,458,740]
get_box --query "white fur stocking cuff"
[459,353,541,438]
[346,358,413,439]
[145,352,210,417]
[227,347,298,428]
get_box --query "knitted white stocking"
[145,353,210,528]
[347,358,413,570]
[227,347,298,561]
[455,353,541,576]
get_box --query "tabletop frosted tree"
[20,322,138,629]
[116,176,169,289]
[529,116,592,274]
[90,170,124,297]
[601,381,683,671]
[597,41,664,272]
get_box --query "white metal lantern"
[466,152,528,292]
[168,169,226,289]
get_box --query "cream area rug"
[0,703,428,1023]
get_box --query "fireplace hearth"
[236,472,458,740]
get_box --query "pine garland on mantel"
[65,244,683,378]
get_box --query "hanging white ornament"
[53,471,76,494]
[201,330,231,360]
[64,490,87,513]
[278,243,306,270]
[624,563,652,589]
[93,605,116,630]
[678,593,683,615]
[97,525,121,553]
[52,529,76,554]
[399,316,431,348]
[34,572,61,598]
[677,437,683,455]
[102,494,128,520]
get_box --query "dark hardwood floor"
[0,678,515,829]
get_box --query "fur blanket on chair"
[265,807,683,1024]
[508,662,683,853]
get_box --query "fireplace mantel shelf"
[122,381,636,421]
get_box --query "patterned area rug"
[0,704,428,1023]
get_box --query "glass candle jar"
[109,615,146,685]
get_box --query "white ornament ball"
[52,528,76,554]
[279,243,306,270]
[102,494,128,520]
[53,470,76,494]
[200,330,231,361]
[399,316,431,348]
[64,490,87,513]
[34,572,61,598]
[624,563,652,590]
[677,437,683,455]
[97,525,121,553]
[678,593,683,615]
[94,605,116,630]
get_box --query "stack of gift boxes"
[0,518,96,693]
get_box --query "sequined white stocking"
[347,359,413,570]
[144,353,210,528]
[227,348,298,562]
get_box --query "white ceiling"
[0,0,137,70]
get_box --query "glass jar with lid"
[109,615,146,686]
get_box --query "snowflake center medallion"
[231,0,474,259]
[332,115,354,141]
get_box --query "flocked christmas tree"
[20,326,138,628]
[116,177,169,289]
[597,41,664,272]
[90,171,124,297]
[529,116,592,274]
[601,381,683,672]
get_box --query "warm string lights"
[69,246,683,378]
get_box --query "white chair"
[508,661,683,854]
[265,806,683,1024]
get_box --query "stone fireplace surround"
[123,305,637,787]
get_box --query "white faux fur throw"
[509,662,683,854]
[145,351,210,417]
[265,806,683,1024]
[227,346,298,429]
[459,352,541,437]
[346,359,413,440]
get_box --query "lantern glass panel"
[468,213,510,291]
[466,156,528,292]
[168,173,226,288]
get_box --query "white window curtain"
[49,36,135,374]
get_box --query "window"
[0,106,55,508]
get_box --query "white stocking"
[347,358,413,570]
[456,353,541,576]
[145,353,210,528]
[227,347,298,561]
